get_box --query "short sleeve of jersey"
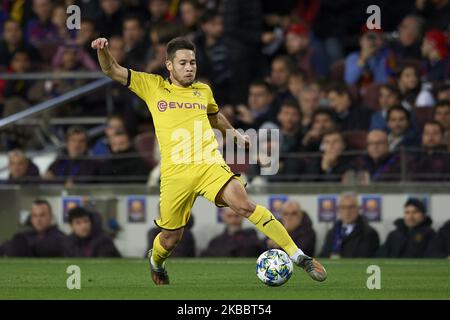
[126,69,161,101]
[206,85,219,115]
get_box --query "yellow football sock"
[248,205,299,256]
[151,233,173,267]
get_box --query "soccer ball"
[256,249,293,286]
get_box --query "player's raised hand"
[91,38,109,50]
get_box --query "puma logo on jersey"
[262,216,275,227]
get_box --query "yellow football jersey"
[126,69,225,170]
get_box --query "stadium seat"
[134,131,157,169]
[414,107,434,130]
[344,130,368,150]
[360,83,381,111]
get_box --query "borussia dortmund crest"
[193,90,201,97]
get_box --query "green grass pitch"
[0,258,449,300]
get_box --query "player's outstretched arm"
[208,112,250,148]
[91,37,128,85]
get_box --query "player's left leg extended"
[215,179,327,282]
[148,228,184,285]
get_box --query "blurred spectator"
[390,14,425,60]
[201,207,264,257]
[7,149,40,184]
[426,219,450,258]
[269,101,305,182]
[386,105,420,151]
[97,0,124,38]
[433,101,450,142]
[284,22,328,80]
[414,0,450,31]
[75,19,99,62]
[146,0,174,30]
[287,69,308,102]
[304,130,352,182]
[52,4,75,41]
[327,83,372,131]
[0,19,41,69]
[44,126,96,185]
[311,0,348,64]
[179,0,202,38]
[235,80,276,130]
[91,115,127,156]
[194,10,230,105]
[397,64,433,110]
[2,50,34,116]
[223,0,268,105]
[266,200,316,257]
[302,107,338,152]
[320,192,379,258]
[147,215,196,257]
[25,0,58,48]
[412,121,450,181]
[352,130,401,183]
[51,42,98,71]
[122,14,148,70]
[269,55,296,105]
[298,84,321,133]
[96,131,150,183]
[1,199,65,257]
[370,84,402,131]
[436,84,450,101]
[63,207,121,257]
[420,29,450,83]
[344,27,396,86]
[377,198,435,258]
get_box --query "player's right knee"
[160,230,183,250]
[234,200,256,218]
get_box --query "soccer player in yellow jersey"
[92,37,327,285]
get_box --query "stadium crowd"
[0,0,450,184]
[1,196,449,258]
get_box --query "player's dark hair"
[387,105,411,124]
[68,207,93,224]
[166,37,196,61]
[32,199,53,214]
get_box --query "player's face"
[30,204,53,233]
[71,216,92,238]
[404,205,425,228]
[167,49,197,87]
